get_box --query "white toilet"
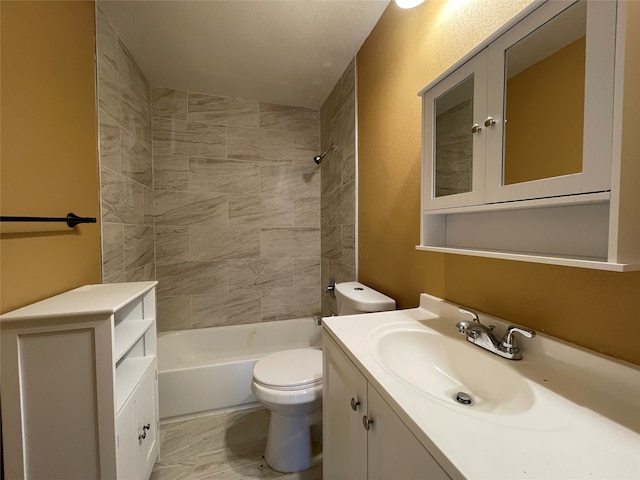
[251,281,395,472]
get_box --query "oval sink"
[371,327,535,415]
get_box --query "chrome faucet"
[456,307,535,360]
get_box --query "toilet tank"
[335,282,396,316]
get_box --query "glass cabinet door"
[422,50,488,210]
[485,0,617,203]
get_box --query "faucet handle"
[501,325,536,353]
[458,306,480,322]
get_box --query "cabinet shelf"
[423,191,610,215]
[114,319,155,363]
[416,245,640,272]
[116,355,156,413]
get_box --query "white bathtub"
[157,317,323,421]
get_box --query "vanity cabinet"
[323,332,450,480]
[0,281,159,480]
[418,0,640,271]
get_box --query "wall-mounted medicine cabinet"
[418,0,640,271]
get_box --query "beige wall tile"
[153,118,226,157]
[155,226,190,263]
[97,59,121,126]
[121,99,152,151]
[154,191,228,227]
[191,226,260,260]
[154,155,189,191]
[152,87,188,120]
[118,40,150,111]
[321,225,342,261]
[260,227,320,258]
[228,98,259,127]
[157,296,192,331]
[294,197,320,227]
[96,6,118,72]
[294,258,321,288]
[156,260,229,297]
[101,168,144,224]
[102,222,123,279]
[341,180,356,225]
[99,114,121,173]
[261,287,320,321]
[259,165,320,197]
[188,93,229,123]
[260,103,320,135]
[121,130,152,188]
[292,133,320,164]
[191,291,262,328]
[342,224,356,266]
[228,194,293,227]
[227,127,292,165]
[189,158,259,194]
[229,258,293,291]
[124,224,154,270]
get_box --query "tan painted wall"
[1,1,101,313]
[357,0,640,365]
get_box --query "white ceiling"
[99,0,390,110]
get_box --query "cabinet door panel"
[367,386,450,480]
[423,50,489,210]
[323,334,368,480]
[486,0,616,202]
[136,364,159,479]
[117,399,139,480]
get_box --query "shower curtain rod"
[0,213,97,228]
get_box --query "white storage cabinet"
[418,0,640,271]
[1,281,159,480]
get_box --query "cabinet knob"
[138,432,146,441]
[362,415,374,431]
[484,116,496,127]
[143,424,151,431]
[350,397,361,411]
[471,124,482,134]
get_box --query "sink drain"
[455,391,473,405]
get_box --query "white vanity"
[418,0,639,271]
[1,281,159,480]
[322,295,640,479]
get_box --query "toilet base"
[264,411,313,472]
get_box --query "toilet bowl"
[251,281,395,472]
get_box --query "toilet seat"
[253,349,322,391]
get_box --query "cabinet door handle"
[138,432,146,441]
[484,116,496,127]
[143,424,151,431]
[362,415,374,431]
[350,398,361,411]
[471,124,482,133]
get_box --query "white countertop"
[323,293,640,479]
[0,281,158,322]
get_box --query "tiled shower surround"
[320,60,357,316]
[97,5,356,330]
[97,6,155,285]
[151,88,321,330]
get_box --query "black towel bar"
[0,213,97,228]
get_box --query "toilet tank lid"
[335,282,396,311]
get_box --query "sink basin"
[371,325,535,415]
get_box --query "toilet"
[251,281,395,472]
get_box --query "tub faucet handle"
[325,278,336,299]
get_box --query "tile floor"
[151,407,323,480]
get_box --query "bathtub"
[157,317,323,421]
